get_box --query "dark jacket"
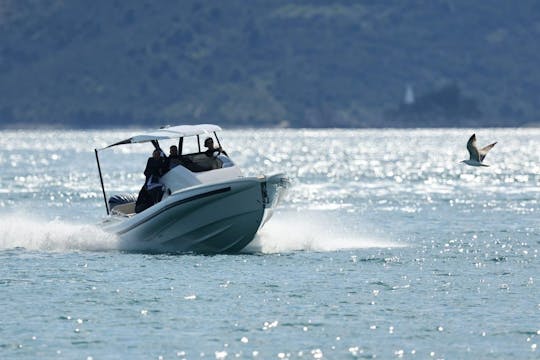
[144,157,166,183]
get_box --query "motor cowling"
[108,193,137,209]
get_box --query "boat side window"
[180,136,201,156]
[163,136,228,173]
[179,153,205,172]
[161,138,200,173]
[180,152,221,172]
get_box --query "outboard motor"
[108,193,137,210]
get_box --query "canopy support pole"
[94,149,110,215]
[214,131,222,148]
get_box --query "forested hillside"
[0,0,539,128]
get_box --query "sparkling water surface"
[0,128,539,359]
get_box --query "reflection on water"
[0,128,538,247]
[0,128,539,358]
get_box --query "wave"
[0,211,404,254]
[0,214,119,252]
[245,211,404,253]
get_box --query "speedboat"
[94,124,288,253]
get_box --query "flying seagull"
[461,133,497,167]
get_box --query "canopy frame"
[94,124,222,215]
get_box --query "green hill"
[0,0,539,128]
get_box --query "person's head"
[170,145,178,156]
[204,137,214,149]
[152,149,160,159]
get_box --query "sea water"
[0,128,538,359]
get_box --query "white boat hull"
[101,174,287,253]
[95,124,289,253]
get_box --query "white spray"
[246,211,403,254]
[0,214,119,252]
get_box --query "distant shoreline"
[1,124,538,131]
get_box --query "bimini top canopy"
[103,124,222,149]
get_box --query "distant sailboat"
[404,84,415,105]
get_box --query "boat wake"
[0,214,119,252]
[0,212,404,254]
[245,211,404,254]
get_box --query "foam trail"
[0,215,119,252]
[245,211,404,253]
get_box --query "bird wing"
[466,134,480,162]
[479,142,497,162]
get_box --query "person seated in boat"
[145,148,167,187]
[144,149,167,180]
[135,149,167,212]
[204,137,227,157]
[166,145,202,172]
[167,145,183,169]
